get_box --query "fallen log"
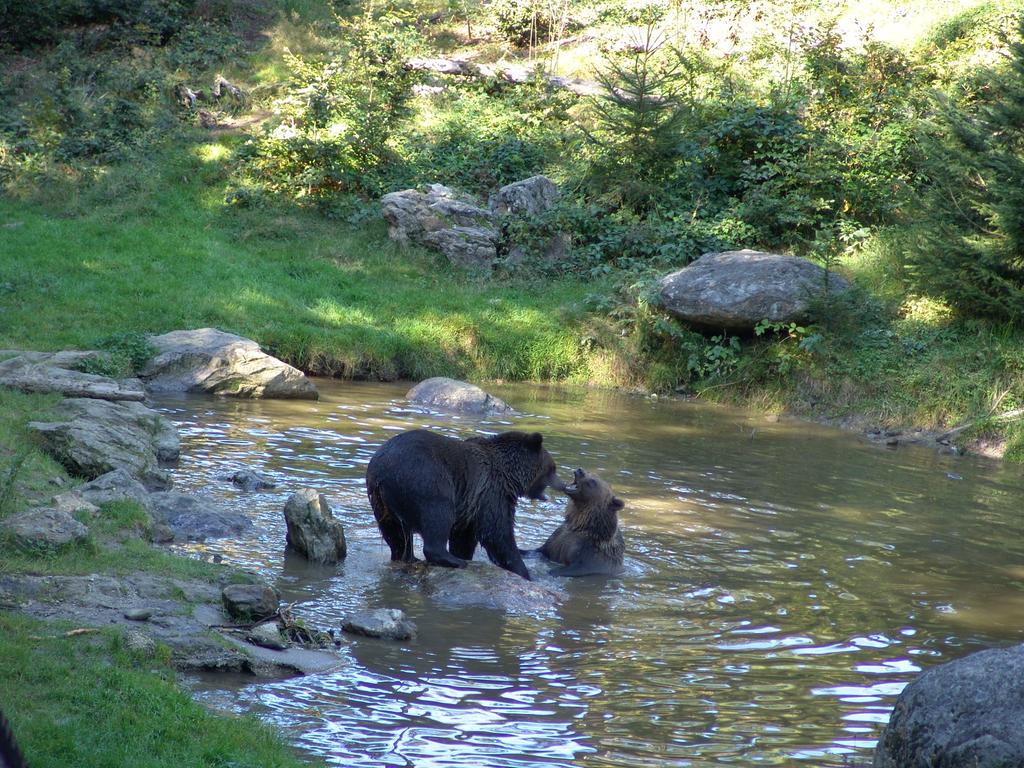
[404,56,603,97]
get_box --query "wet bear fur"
[538,468,624,577]
[366,429,561,580]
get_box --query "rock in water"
[28,398,179,490]
[658,249,850,332]
[0,508,88,548]
[406,377,513,416]
[380,185,499,270]
[342,609,417,641]
[0,351,146,401]
[140,328,318,399]
[248,622,289,650]
[421,563,564,613]
[148,492,253,541]
[225,468,276,491]
[222,583,280,622]
[874,644,1024,767]
[283,489,346,564]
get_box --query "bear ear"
[527,432,544,449]
[610,497,625,511]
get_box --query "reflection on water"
[155,381,1024,767]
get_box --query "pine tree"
[584,25,689,214]
[908,18,1024,322]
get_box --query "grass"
[0,134,613,384]
[0,613,319,768]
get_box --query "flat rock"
[406,377,513,416]
[148,492,252,541]
[420,562,564,613]
[874,644,1024,767]
[283,488,347,564]
[342,608,417,641]
[124,608,154,621]
[140,328,318,400]
[658,249,850,331]
[28,398,179,490]
[222,583,279,622]
[0,351,146,401]
[224,468,276,491]
[0,507,88,548]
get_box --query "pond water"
[153,380,1024,767]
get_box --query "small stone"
[342,608,417,641]
[51,492,100,518]
[124,630,156,655]
[124,608,153,622]
[149,524,175,544]
[225,469,276,491]
[222,583,280,623]
[248,622,288,651]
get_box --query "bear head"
[562,468,624,540]
[477,431,564,501]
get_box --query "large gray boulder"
[381,184,499,270]
[28,398,179,490]
[283,489,347,564]
[489,175,561,216]
[222,583,280,622]
[658,249,850,331]
[874,645,1024,767]
[406,377,513,416]
[0,351,145,401]
[148,492,253,541]
[140,328,318,400]
[0,507,89,548]
[58,469,153,511]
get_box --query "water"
[152,380,1024,767]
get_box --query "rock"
[63,469,152,511]
[28,398,179,490]
[283,489,347,564]
[222,583,280,623]
[490,175,561,216]
[225,468,276,491]
[248,622,289,650]
[342,608,417,641]
[51,492,99,518]
[0,351,146,401]
[124,630,156,655]
[381,185,499,270]
[406,377,513,416]
[658,249,850,331]
[140,328,318,400]
[124,608,153,621]
[0,507,88,548]
[422,563,564,613]
[148,492,253,541]
[874,644,1024,768]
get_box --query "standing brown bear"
[533,468,625,577]
[365,429,563,580]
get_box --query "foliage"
[491,0,567,47]
[906,17,1024,322]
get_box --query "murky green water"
[153,380,1024,767]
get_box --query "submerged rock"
[225,468,276,491]
[406,377,513,416]
[0,507,88,548]
[222,583,280,623]
[283,489,347,564]
[381,185,499,270]
[342,608,417,641]
[148,492,253,541]
[28,398,179,490]
[421,562,564,613]
[658,249,850,332]
[874,644,1024,768]
[0,351,146,401]
[140,328,318,400]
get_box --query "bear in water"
[365,429,563,580]
[535,468,624,577]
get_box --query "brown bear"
[535,468,624,577]
[365,429,563,580]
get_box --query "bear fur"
[365,429,562,580]
[537,468,624,576]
